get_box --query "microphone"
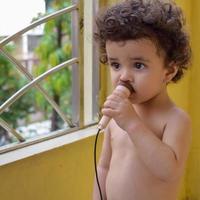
[97,81,134,130]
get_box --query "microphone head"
[118,81,135,94]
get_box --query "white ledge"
[0,125,99,166]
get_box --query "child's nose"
[120,69,133,82]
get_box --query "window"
[0,0,100,154]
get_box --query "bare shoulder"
[167,106,191,130]
[163,106,192,160]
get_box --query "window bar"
[0,48,75,128]
[71,0,84,127]
[0,58,79,115]
[92,0,100,120]
[0,118,25,142]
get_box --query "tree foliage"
[34,0,73,131]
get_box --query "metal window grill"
[0,3,84,153]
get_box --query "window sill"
[0,125,98,166]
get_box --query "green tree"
[34,0,72,131]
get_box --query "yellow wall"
[0,135,103,200]
[184,0,200,199]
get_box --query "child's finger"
[104,99,118,109]
[106,93,121,101]
[101,108,117,118]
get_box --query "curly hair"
[94,0,191,82]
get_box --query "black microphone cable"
[94,128,103,200]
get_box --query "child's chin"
[129,95,145,104]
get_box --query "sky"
[0,0,45,36]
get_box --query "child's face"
[105,39,170,104]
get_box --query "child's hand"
[102,88,139,131]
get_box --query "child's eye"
[110,62,121,70]
[134,62,145,70]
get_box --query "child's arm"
[126,108,191,182]
[102,89,191,182]
[93,126,112,200]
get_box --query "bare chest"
[110,117,166,148]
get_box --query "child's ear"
[164,63,178,83]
